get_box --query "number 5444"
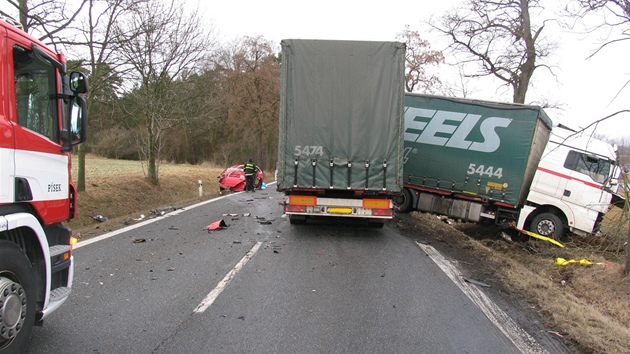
[467,163,503,179]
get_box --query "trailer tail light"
[289,195,317,206]
[372,208,394,217]
[363,198,390,209]
[285,204,307,213]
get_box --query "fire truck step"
[49,287,71,303]
[49,245,71,258]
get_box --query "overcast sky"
[204,0,629,139]
[2,0,627,138]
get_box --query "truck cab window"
[563,150,611,184]
[13,45,58,141]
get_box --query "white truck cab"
[521,127,619,237]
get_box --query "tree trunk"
[625,218,630,276]
[147,116,158,184]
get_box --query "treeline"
[80,36,281,172]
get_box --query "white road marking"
[194,241,263,314]
[74,182,277,249]
[415,241,549,354]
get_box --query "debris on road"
[207,219,228,231]
[155,205,182,213]
[92,214,108,222]
[500,232,513,243]
[463,277,491,288]
[255,216,274,225]
[133,214,145,221]
[132,238,146,243]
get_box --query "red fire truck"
[0,17,87,353]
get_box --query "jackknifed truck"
[396,93,622,239]
[276,39,406,227]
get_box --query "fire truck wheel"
[0,241,36,354]
[394,188,412,213]
[531,213,564,240]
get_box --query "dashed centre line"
[194,241,263,314]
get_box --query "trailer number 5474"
[467,163,503,179]
[294,145,324,156]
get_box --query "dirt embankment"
[394,211,630,354]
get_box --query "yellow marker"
[555,257,609,267]
[517,228,565,248]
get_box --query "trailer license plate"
[328,207,352,214]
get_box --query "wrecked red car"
[217,164,264,192]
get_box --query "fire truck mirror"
[69,96,87,144]
[69,71,88,94]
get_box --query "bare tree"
[396,25,445,93]
[115,0,214,184]
[565,0,630,102]
[67,0,149,191]
[565,0,630,275]
[214,36,281,170]
[430,0,555,103]
[3,0,87,51]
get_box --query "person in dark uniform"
[244,157,257,192]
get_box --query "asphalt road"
[24,187,543,354]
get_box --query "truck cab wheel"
[531,213,564,240]
[0,241,37,353]
[394,188,412,213]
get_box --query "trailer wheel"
[0,241,36,354]
[394,188,412,213]
[531,213,564,240]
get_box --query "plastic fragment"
[464,277,491,288]
[92,214,108,222]
[207,219,228,231]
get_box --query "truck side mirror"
[69,72,88,94]
[60,96,87,152]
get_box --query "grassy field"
[69,155,253,239]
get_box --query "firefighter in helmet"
[244,157,257,192]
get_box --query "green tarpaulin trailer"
[402,93,553,208]
[277,39,406,225]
